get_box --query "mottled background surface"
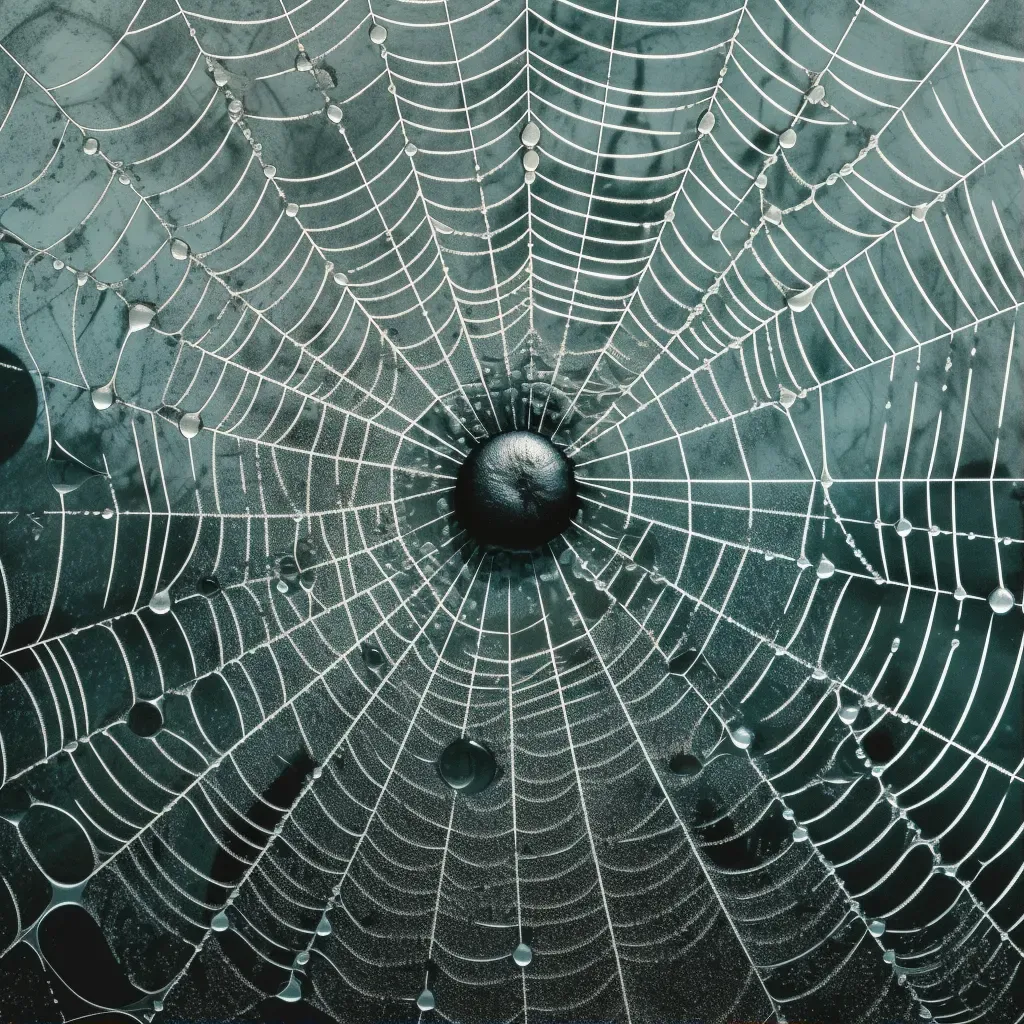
[0,1,1022,1022]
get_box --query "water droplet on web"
[868,919,886,937]
[668,752,702,776]
[295,950,310,965]
[437,737,496,793]
[812,666,827,680]
[838,705,859,724]
[169,238,190,261]
[787,285,816,312]
[807,83,826,104]
[988,587,1014,614]
[782,807,795,820]
[264,165,277,179]
[890,637,900,653]
[369,23,387,45]
[295,52,313,73]
[211,910,229,931]
[362,643,385,673]
[416,988,435,1012]
[199,577,220,597]
[521,121,540,148]
[316,915,332,937]
[127,303,156,334]
[792,826,808,841]
[278,976,302,1002]
[83,137,99,156]
[895,518,912,537]
[816,556,835,580]
[228,98,242,116]
[179,412,203,439]
[754,173,768,189]
[285,202,299,217]
[404,142,417,156]
[327,103,343,123]
[826,172,838,185]
[911,204,929,222]
[764,205,782,226]
[778,387,796,408]
[797,554,811,569]
[213,66,229,87]
[523,150,540,173]
[697,110,715,135]
[333,270,348,286]
[149,589,173,614]
[128,701,163,737]
[779,128,797,149]
[47,452,103,495]
[101,508,114,519]
[512,942,532,966]
[729,725,753,750]
[91,383,115,410]
[954,585,967,601]
[882,949,896,964]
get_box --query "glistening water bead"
[453,431,577,552]
[437,737,496,794]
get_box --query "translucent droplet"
[199,577,220,597]
[295,950,310,965]
[764,205,782,226]
[211,910,230,932]
[316,915,332,937]
[369,23,387,44]
[807,84,826,104]
[953,585,967,601]
[333,270,348,286]
[882,949,896,964]
[697,110,715,135]
[754,173,768,189]
[838,705,859,725]
[524,170,536,185]
[437,737,496,794]
[47,454,103,496]
[667,752,702,776]
[170,238,190,261]
[76,271,88,286]
[839,162,854,176]
[285,202,299,217]
[792,826,809,842]
[868,919,886,937]
[729,725,753,750]
[816,556,835,580]
[811,666,827,680]
[404,142,417,156]
[988,587,1015,614]
[786,285,816,312]
[213,66,229,87]
[362,643,385,673]
[127,303,155,334]
[179,412,203,439]
[264,165,277,179]
[327,103,343,123]
[523,150,540,173]
[83,137,99,156]
[149,589,173,615]
[228,99,242,116]
[779,128,797,149]
[128,701,163,737]
[911,204,929,222]
[521,121,541,148]
[416,988,435,1012]
[512,942,532,966]
[101,508,114,520]
[295,52,313,73]
[91,383,115,410]
[895,518,912,537]
[797,554,811,569]
[278,976,302,1002]
[777,387,797,411]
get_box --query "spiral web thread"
[0,0,1022,1022]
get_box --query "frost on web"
[0,0,1021,1021]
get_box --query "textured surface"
[0,1,1022,1023]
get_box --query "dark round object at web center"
[454,431,577,552]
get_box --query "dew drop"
[285,202,299,217]
[826,173,839,185]
[729,725,753,750]
[295,53,313,73]
[278,976,302,1003]
[333,270,349,286]
[295,950,310,965]
[953,585,967,601]
[812,666,827,680]
[47,453,103,495]
[754,173,768,189]
[437,737,496,794]
[512,942,532,966]
[82,138,99,156]
[101,508,114,520]
[127,303,156,335]
[149,589,173,615]
[838,705,859,725]
[76,271,88,286]
[128,701,163,737]
[91,383,115,411]
[416,988,435,1012]
[792,826,809,842]
[362,643,385,673]
[523,150,540,173]
[213,66,229,87]
[911,204,929,222]
[764,205,783,226]
[816,556,835,580]
[796,554,811,569]
[316,915,332,937]
[807,84,826,104]
[211,910,230,932]
[228,98,242,116]
[521,121,541,148]
[327,103,343,123]
[779,128,797,149]
[697,110,715,135]
[369,23,387,44]
[264,164,277,179]
[882,949,896,964]
[199,576,220,597]
[868,919,886,937]
[895,518,912,537]
[170,238,190,261]
[663,208,675,223]
[988,587,1015,614]
[786,285,816,312]
[404,142,417,156]
[179,412,203,439]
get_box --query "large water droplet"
[264,164,277,179]
[792,825,809,842]
[697,110,715,135]
[47,452,103,495]
[179,412,203,439]
[199,576,220,597]
[83,138,99,156]
[988,587,1015,614]
[729,725,753,750]
[91,383,115,410]
[838,705,859,725]
[778,387,796,409]
[127,303,155,335]
[779,128,797,149]
[521,122,541,148]
[316,915,332,937]
[816,556,835,580]
[895,518,912,537]
[278,976,302,1003]
[327,103,343,123]
[523,150,540,173]
[911,204,929,222]
[764,205,782,226]
[807,83,826,104]
[868,919,886,937]
[437,737,496,794]
[668,752,702,776]
[667,648,699,675]
[213,66,229,87]
[128,701,163,737]
[170,238,190,261]
[512,942,532,967]
[211,910,229,932]
[369,23,387,44]
[362,643,385,673]
[786,285,816,312]
[295,52,313,73]
[149,589,173,614]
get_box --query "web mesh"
[0,1,1022,1022]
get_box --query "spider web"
[0,0,1021,1022]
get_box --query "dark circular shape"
[437,737,496,794]
[0,345,37,465]
[668,649,699,676]
[453,432,576,552]
[668,752,702,776]
[199,576,220,597]
[862,726,896,764]
[127,701,163,737]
